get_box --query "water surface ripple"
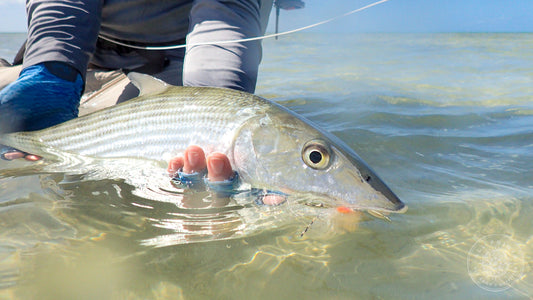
[1,33,532,299]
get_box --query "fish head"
[232,109,407,214]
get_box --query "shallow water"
[1,33,532,299]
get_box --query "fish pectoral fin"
[127,72,169,97]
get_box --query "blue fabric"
[172,168,240,197]
[173,169,207,188]
[204,171,240,197]
[0,63,83,134]
[172,168,287,203]
[0,146,20,161]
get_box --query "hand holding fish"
[168,146,234,182]
[0,62,83,161]
[0,148,41,161]
[168,145,287,205]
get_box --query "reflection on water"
[0,166,366,299]
[393,193,533,298]
[2,168,531,298]
[1,33,533,299]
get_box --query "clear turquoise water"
[1,33,532,299]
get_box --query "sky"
[0,0,532,33]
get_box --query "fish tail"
[0,132,51,158]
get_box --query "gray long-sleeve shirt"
[23,0,271,92]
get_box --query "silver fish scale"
[5,87,270,160]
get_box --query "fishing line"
[300,214,319,237]
[97,0,390,51]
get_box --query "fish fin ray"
[127,72,169,97]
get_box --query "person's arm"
[0,62,83,134]
[183,0,272,93]
[0,0,103,135]
[23,0,103,82]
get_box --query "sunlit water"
[1,33,532,299]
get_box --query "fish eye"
[302,140,331,170]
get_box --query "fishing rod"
[98,0,391,51]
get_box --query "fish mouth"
[346,166,407,213]
[344,196,407,214]
[326,142,407,214]
[330,178,407,214]
[375,192,407,213]
[393,201,408,213]
[294,191,407,214]
[379,200,408,213]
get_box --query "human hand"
[0,62,83,133]
[0,62,83,161]
[0,146,41,161]
[168,146,286,205]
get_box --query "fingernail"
[186,150,199,168]
[208,157,224,175]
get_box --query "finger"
[1,146,42,161]
[261,194,287,206]
[182,145,207,174]
[167,157,184,175]
[254,190,288,206]
[24,154,42,161]
[206,152,234,182]
[2,151,26,160]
